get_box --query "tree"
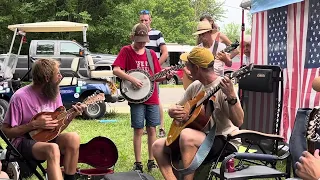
[221,22,241,42]
[0,0,227,54]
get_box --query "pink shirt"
[3,85,62,143]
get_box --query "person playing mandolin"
[113,23,173,173]
[152,47,244,180]
[1,59,86,180]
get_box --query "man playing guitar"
[113,23,172,172]
[1,59,86,180]
[152,47,244,180]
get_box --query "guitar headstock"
[229,63,254,80]
[225,40,240,53]
[306,107,320,154]
[83,92,105,105]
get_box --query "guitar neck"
[196,83,221,107]
[150,64,185,81]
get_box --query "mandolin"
[306,107,320,154]
[29,92,105,142]
[166,64,254,147]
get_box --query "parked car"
[0,40,116,80]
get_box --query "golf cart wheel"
[0,99,9,120]
[82,102,106,119]
[167,77,177,85]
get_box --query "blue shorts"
[129,104,160,129]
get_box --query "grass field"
[0,109,290,180]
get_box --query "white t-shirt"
[178,78,241,148]
[198,42,226,76]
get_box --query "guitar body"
[29,106,67,142]
[166,91,212,147]
[120,69,154,104]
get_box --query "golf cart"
[0,21,122,119]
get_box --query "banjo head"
[120,69,154,103]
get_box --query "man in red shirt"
[113,23,172,172]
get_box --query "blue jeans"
[289,108,313,177]
[129,104,160,129]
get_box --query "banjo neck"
[150,64,185,81]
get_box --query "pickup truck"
[0,40,117,80]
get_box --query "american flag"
[251,0,320,141]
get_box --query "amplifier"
[239,68,273,93]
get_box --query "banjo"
[306,107,320,154]
[120,64,185,103]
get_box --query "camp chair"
[0,127,47,180]
[209,65,291,179]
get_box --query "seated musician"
[113,23,172,172]
[1,59,86,180]
[152,47,244,180]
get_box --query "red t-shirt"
[113,45,161,105]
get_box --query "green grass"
[0,112,290,180]
[159,84,183,88]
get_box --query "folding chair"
[0,117,47,180]
[210,65,291,179]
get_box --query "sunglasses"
[140,10,150,14]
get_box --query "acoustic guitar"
[29,92,105,142]
[306,107,320,154]
[166,64,254,147]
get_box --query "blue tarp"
[250,0,304,13]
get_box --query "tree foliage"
[0,0,226,54]
[221,22,241,43]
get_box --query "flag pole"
[240,8,245,66]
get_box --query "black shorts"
[15,137,56,163]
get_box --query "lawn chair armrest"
[220,151,290,177]
[228,130,284,141]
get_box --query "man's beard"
[42,80,60,101]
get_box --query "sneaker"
[158,128,166,138]
[143,130,148,135]
[133,162,143,173]
[147,160,158,172]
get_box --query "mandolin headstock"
[306,107,320,154]
[83,92,105,105]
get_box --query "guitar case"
[61,136,118,179]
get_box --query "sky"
[216,0,251,31]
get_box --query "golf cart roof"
[7,21,88,32]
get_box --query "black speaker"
[239,68,273,93]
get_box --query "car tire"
[82,102,106,119]
[167,76,177,85]
[0,99,9,120]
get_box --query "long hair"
[32,59,59,85]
